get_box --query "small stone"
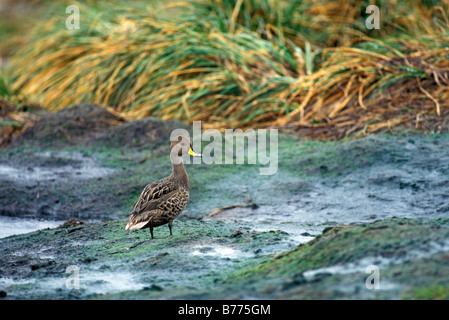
[300,232,313,237]
[232,230,243,237]
[59,218,86,228]
[144,284,163,292]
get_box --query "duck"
[125,135,201,239]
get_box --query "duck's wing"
[125,179,177,230]
[133,179,177,212]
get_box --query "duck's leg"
[150,226,154,239]
[168,221,173,236]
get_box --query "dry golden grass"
[4,1,449,139]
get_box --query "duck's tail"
[125,220,149,230]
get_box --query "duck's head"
[170,136,201,162]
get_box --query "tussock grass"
[196,0,449,47]
[5,0,449,139]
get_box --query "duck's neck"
[170,154,189,189]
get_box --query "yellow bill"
[188,147,202,157]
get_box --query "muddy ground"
[1,104,449,299]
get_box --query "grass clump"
[4,0,449,139]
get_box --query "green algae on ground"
[2,111,449,299]
[93,217,449,300]
[212,218,449,299]
[3,126,449,223]
[403,284,449,300]
[2,214,449,299]
[0,218,289,299]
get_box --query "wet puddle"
[0,270,147,297]
[0,151,114,182]
[191,244,253,259]
[0,151,116,237]
[204,150,449,245]
[0,216,65,238]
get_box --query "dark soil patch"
[13,103,124,147]
[89,117,190,150]
[7,103,191,150]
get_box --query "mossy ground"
[4,216,446,299]
[0,218,289,299]
[1,110,449,299]
[212,218,449,299]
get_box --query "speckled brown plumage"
[125,136,200,239]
